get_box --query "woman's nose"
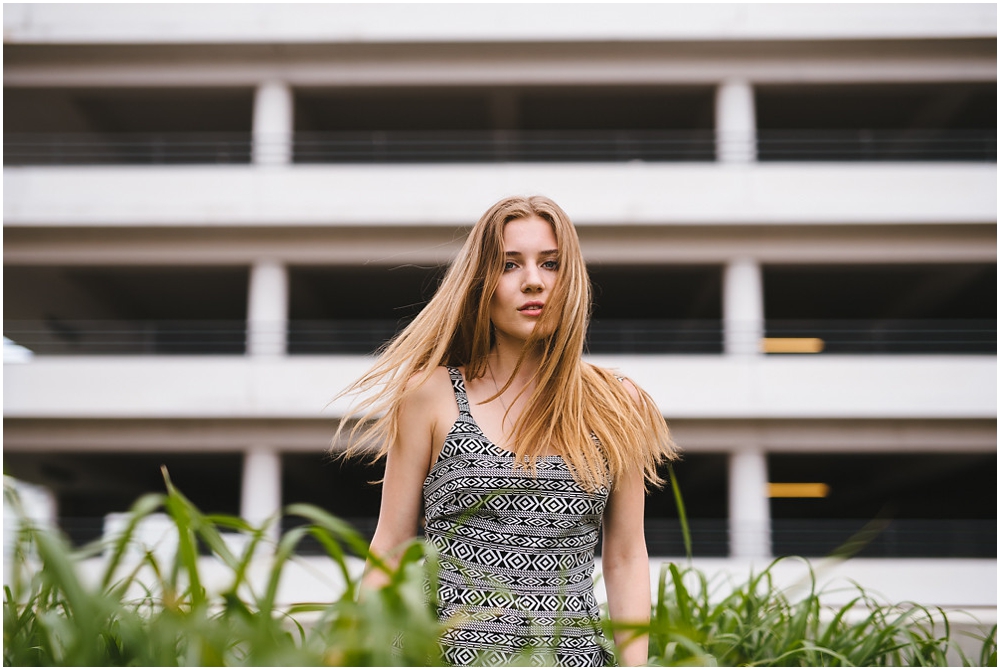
[522,267,544,292]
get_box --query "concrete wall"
[4,355,996,420]
[5,164,997,227]
[6,4,996,44]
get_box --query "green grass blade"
[160,466,206,608]
[666,462,693,562]
[668,562,693,627]
[259,526,310,616]
[283,503,373,559]
[100,492,166,590]
[980,624,997,666]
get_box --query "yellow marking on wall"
[768,482,830,498]
[761,337,825,353]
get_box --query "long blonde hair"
[334,195,678,491]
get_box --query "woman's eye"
[503,261,517,271]
[542,260,559,270]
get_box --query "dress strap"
[446,366,473,417]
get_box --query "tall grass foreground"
[4,473,996,666]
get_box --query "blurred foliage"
[4,473,995,666]
[3,471,443,666]
[640,560,996,667]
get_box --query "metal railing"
[771,519,997,559]
[45,516,997,558]
[288,319,727,355]
[587,320,725,354]
[288,320,405,355]
[4,129,995,165]
[757,129,997,162]
[4,318,995,357]
[3,319,247,355]
[3,132,253,165]
[292,130,718,163]
[765,319,996,355]
[642,519,730,558]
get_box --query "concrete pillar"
[241,447,282,543]
[247,259,288,357]
[252,81,293,166]
[723,257,764,356]
[715,79,757,163]
[728,448,771,559]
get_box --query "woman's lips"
[518,302,544,316]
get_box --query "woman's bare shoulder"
[618,377,641,403]
[394,366,458,459]
[402,365,457,409]
[398,366,460,465]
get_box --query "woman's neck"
[489,337,542,390]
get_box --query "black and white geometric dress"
[422,367,615,667]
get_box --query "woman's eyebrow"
[504,249,559,256]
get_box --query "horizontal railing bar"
[5,319,993,355]
[4,129,994,165]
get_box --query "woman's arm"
[602,377,653,665]
[602,464,650,666]
[361,372,440,592]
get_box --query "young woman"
[337,195,678,666]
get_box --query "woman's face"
[489,215,559,347]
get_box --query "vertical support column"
[728,448,771,559]
[715,79,757,163]
[252,81,293,166]
[723,257,764,356]
[247,259,288,357]
[241,447,282,544]
[243,258,287,544]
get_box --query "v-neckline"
[465,415,562,461]
[456,368,561,460]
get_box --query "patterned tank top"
[422,367,615,667]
